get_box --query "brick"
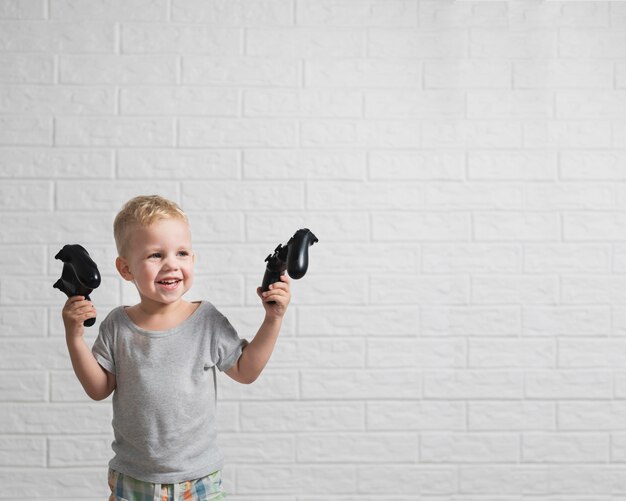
[524,120,611,148]
[367,339,465,368]
[244,89,361,118]
[369,151,464,180]
[367,401,465,431]
[247,28,363,57]
[366,90,464,119]
[472,275,558,304]
[0,403,112,434]
[308,180,424,210]
[301,119,420,148]
[297,0,418,27]
[50,0,167,21]
[0,0,45,19]
[118,150,239,179]
[514,60,613,89]
[421,433,519,463]
[220,432,294,463]
[0,468,106,498]
[0,181,50,211]
[271,338,364,368]
[468,151,557,180]
[425,60,511,89]
[55,180,178,210]
[306,59,421,88]
[422,244,521,273]
[182,57,299,86]
[245,212,369,243]
[368,29,467,58]
[470,29,557,58]
[561,151,626,180]
[419,1,509,29]
[219,370,299,401]
[171,0,292,25]
[468,90,553,119]
[121,87,238,116]
[525,371,612,399]
[421,121,522,149]
[55,117,174,147]
[298,306,419,336]
[469,401,555,431]
[297,433,418,463]
[0,54,53,83]
[179,118,297,147]
[372,212,470,241]
[523,306,610,337]
[524,244,610,273]
[421,306,522,337]
[241,401,364,432]
[0,116,51,145]
[0,148,113,178]
[301,369,421,399]
[564,212,626,241]
[474,212,560,241]
[560,340,626,369]
[237,465,356,494]
[121,24,241,54]
[357,465,456,495]
[183,181,303,211]
[0,307,46,337]
[469,339,555,369]
[424,370,523,399]
[371,275,468,305]
[522,434,608,463]
[0,21,114,52]
[244,150,365,179]
[60,55,177,84]
[0,372,47,402]
[0,437,45,467]
[48,435,112,467]
[425,182,523,209]
[561,276,626,305]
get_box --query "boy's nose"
[162,255,179,270]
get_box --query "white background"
[2,0,626,499]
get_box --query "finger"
[269,281,289,291]
[65,295,85,306]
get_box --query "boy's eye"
[178,251,190,257]
[148,253,161,259]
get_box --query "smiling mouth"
[157,279,181,289]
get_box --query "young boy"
[62,195,290,500]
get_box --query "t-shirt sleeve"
[214,315,248,372]
[92,316,116,375]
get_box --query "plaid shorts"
[107,469,226,501]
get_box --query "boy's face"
[116,218,195,308]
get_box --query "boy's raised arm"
[226,276,291,384]
[63,296,116,400]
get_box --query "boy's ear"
[115,256,133,281]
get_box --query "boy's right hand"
[62,296,97,338]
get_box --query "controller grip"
[287,229,318,279]
[53,244,100,327]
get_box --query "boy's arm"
[226,276,290,384]
[63,296,116,401]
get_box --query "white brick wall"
[1,0,625,499]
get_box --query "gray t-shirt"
[92,301,247,484]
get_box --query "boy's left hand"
[257,274,291,318]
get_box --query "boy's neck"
[126,299,199,331]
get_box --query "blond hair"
[113,195,188,256]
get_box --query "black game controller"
[261,229,318,300]
[53,244,101,327]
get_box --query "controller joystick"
[53,244,101,327]
[261,229,318,299]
